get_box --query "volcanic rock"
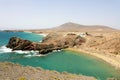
[6,33,86,54]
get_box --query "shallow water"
[0,31,120,80]
[0,31,43,46]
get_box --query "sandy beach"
[66,48,120,70]
[29,30,120,70]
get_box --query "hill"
[52,22,116,32]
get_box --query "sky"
[0,0,120,30]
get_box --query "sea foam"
[0,45,39,54]
[0,45,47,57]
[0,45,12,53]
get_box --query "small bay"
[0,31,120,80]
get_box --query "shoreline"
[37,33,47,37]
[23,31,47,37]
[4,30,120,69]
[66,48,120,70]
[24,30,120,70]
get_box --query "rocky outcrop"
[6,37,67,54]
[42,32,86,48]
[7,37,33,50]
[6,33,86,54]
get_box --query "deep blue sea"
[0,31,120,80]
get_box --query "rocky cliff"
[6,37,66,54]
[6,33,85,54]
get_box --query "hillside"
[84,32,120,54]
[13,22,117,34]
[0,62,96,80]
[52,22,116,32]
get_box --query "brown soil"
[0,62,96,80]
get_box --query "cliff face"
[7,37,33,50]
[6,33,85,54]
[6,37,67,54]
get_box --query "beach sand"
[66,48,120,70]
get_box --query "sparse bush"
[18,77,27,80]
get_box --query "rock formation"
[42,32,86,48]
[6,33,86,54]
[6,37,66,54]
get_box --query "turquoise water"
[0,31,43,46]
[0,31,120,80]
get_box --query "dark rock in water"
[7,37,34,50]
[6,37,68,54]
[7,33,85,54]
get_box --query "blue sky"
[0,0,120,29]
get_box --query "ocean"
[0,31,120,80]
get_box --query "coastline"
[15,30,120,70]
[37,33,47,37]
[66,48,120,70]
[23,31,47,37]
[23,30,120,70]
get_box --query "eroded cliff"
[6,33,85,54]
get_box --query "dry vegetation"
[82,31,120,55]
[0,62,96,80]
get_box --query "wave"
[39,40,42,42]
[13,50,41,57]
[0,45,46,57]
[24,31,32,33]
[13,50,30,54]
[0,45,38,54]
[0,45,30,54]
[53,49,62,52]
[24,50,47,57]
[24,54,46,57]
[37,34,47,37]
[0,45,12,53]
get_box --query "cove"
[1,50,120,80]
[0,31,120,80]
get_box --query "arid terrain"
[0,62,96,80]
[23,22,120,69]
[2,22,120,80]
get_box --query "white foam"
[24,54,45,57]
[0,46,12,53]
[24,31,32,33]
[13,50,30,54]
[57,50,61,52]
[53,49,62,52]
[53,50,58,52]
[39,40,42,42]
[24,54,32,57]
[37,34,47,37]
[0,45,46,57]
[0,45,38,54]
[35,54,46,57]
[24,51,46,57]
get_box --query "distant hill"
[52,22,116,32]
